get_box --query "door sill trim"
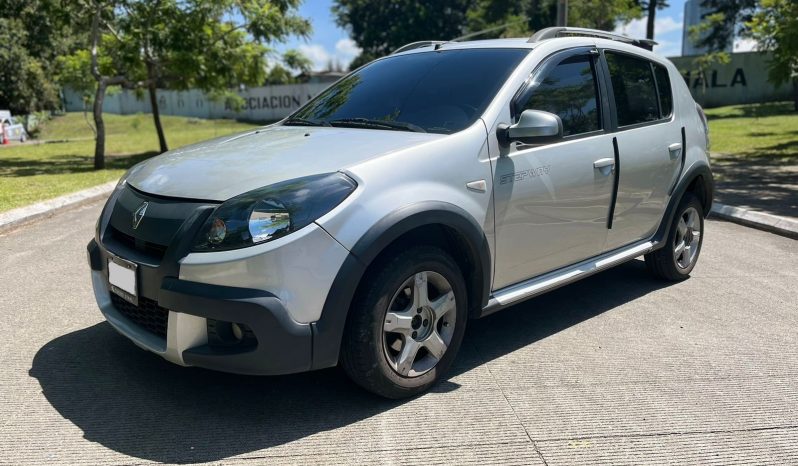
[481,240,657,317]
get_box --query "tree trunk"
[646,0,657,40]
[93,81,107,170]
[148,83,168,153]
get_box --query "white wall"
[63,83,332,122]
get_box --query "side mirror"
[498,109,563,146]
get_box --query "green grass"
[706,101,798,158]
[0,113,259,212]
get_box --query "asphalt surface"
[0,200,796,465]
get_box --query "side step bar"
[480,240,658,317]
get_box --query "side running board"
[480,240,658,317]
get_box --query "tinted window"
[290,49,528,134]
[653,63,673,117]
[606,52,659,126]
[521,56,600,136]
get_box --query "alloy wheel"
[674,206,702,269]
[382,271,457,377]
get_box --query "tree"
[695,0,757,52]
[0,0,77,118]
[0,19,60,116]
[695,0,797,110]
[635,0,669,40]
[112,0,311,154]
[745,0,798,110]
[466,0,641,41]
[333,0,474,70]
[61,0,310,169]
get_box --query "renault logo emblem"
[132,202,148,230]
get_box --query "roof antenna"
[449,17,529,42]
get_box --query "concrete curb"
[0,181,116,235]
[710,202,798,239]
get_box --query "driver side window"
[519,55,601,137]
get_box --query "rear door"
[601,50,682,251]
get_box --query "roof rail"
[528,27,657,51]
[392,41,446,54]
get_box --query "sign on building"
[668,52,791,108]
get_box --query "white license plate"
[108,255,138,305]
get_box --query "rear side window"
[521,55,601,136]
[605,52,659,126]
[653,64,673,118]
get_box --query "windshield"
[287,48,528,134]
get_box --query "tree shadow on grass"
[706,101,795,120]
[0,151,158,177]
[29,260,677,463]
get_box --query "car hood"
[125,125,444,201]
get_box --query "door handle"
[668,142,682,158]
[593,158,615,168]
[593,158,615,176]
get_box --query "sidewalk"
[709,152,798,237]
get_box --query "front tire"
[341,245,468,399]
[645,193,704,281]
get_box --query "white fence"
[63,83,331,122]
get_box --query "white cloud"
[335,38,362,64]
[653,39,681,58]
[614,15,683,41]
[297,44,332,71]
[733,37,758,53]
[298,39,362,72]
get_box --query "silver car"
[88,28,713,398]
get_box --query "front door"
[491,50,615,289]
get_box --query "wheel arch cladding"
[310,201,492,370]
[654,163,714,245]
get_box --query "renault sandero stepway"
[88,27,713,398]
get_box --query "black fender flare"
[653,163,714,245]
[310,201,492,370]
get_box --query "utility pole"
[556,0,568,26]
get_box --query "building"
[682,0,732,56]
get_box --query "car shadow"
[30,259,676,463]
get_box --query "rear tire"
[340,245,468,399]
[645,193,704,281]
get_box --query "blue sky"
[278,0,755,71]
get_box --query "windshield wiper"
[283,117,331,127]
[329,118,427,133]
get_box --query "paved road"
[1,200,796,465]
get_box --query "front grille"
[108,226,169,260]
[110,293,169,339]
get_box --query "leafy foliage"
[0,0,78,114]
[333,0,473,69]
[696,0,757,52]
[696,0,798,110]
[466,0,642,40]
[745,0,798,88]
[56,0,310,166]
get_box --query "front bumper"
[87,185,351,376]
[88,239,313,375]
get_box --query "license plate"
[108,255,138,306]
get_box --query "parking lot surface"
[0,200,796,465]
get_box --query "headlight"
[192,172,357,252]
